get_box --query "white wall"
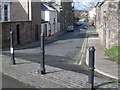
[49,11,57,33]
[41,11,50,21]
[89,8,96,19]
[41,10,58,35]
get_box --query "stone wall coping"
[0,20,32,24]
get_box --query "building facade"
[60,1,74,31]
[0,0,41,48]
[95,0,120,49]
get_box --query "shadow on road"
[2,52,88,75]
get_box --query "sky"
[73,0,100,11]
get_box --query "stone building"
[60,1,74,31]
[0,0,41,48]
[74,10,88,18]
[95,0,120,49]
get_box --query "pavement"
[86,30,119,80]
[1,29,119,89]
[1,54,119,89]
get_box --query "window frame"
[0,2,10,21]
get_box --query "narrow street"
[3,23,89,75]
[1,0,119,89]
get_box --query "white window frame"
[0,2,10,21]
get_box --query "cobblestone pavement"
[1,55,119,89]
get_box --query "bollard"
[10,28,16,65]
[88,46,95,89]
[40,32,46,75]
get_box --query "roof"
[41,19,48,23]
[41,3,56,11]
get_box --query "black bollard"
[88,46,95,89]
[10,28,16,65]
[40,32,46,75]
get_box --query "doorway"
[16,24,20,44]
[35,25,39,41]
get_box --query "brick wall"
[1,21,32,48]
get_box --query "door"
[35,25,39,41]
[44,24,47,36]
[16,24,20,44]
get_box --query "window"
[4,5,8,21]
[0,5,1,21]
[0,3,10,21]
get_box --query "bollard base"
[41,71,46,75]
[38,70,46,75]
[9,62,16,65]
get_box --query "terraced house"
[0,0,41,48]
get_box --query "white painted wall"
[41,10,58,35]
[89,8,96,18]
[41,11,50,21]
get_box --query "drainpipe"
[28,0,29,20]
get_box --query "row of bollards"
[9,28,95,89]
[9,28,46,75]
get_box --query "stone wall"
[96,1,120,49]
[61,2,73,31]
[1,21,32,48]
[31,2,41,41]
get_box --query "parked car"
[75,21,84,26]
[67,25,74,32]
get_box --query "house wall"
[10,1,29,21]
[0,4,1,21]
[41,11,50,21]
[1,21,32,48]
[50,11,57,34]
[31,2,41,41]
[61,2,73,31]
[41,9,58,35]
[1,1,42,48]
[0,23,2,48]
[41,23,50,36]
[96,1,119,49]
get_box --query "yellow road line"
[74,36,86,65]
[79,37,88,65]
[74,32,87,65]
[79,33,88,65]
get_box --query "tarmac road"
[3,23,89,75]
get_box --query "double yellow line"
[74,32,88,65]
